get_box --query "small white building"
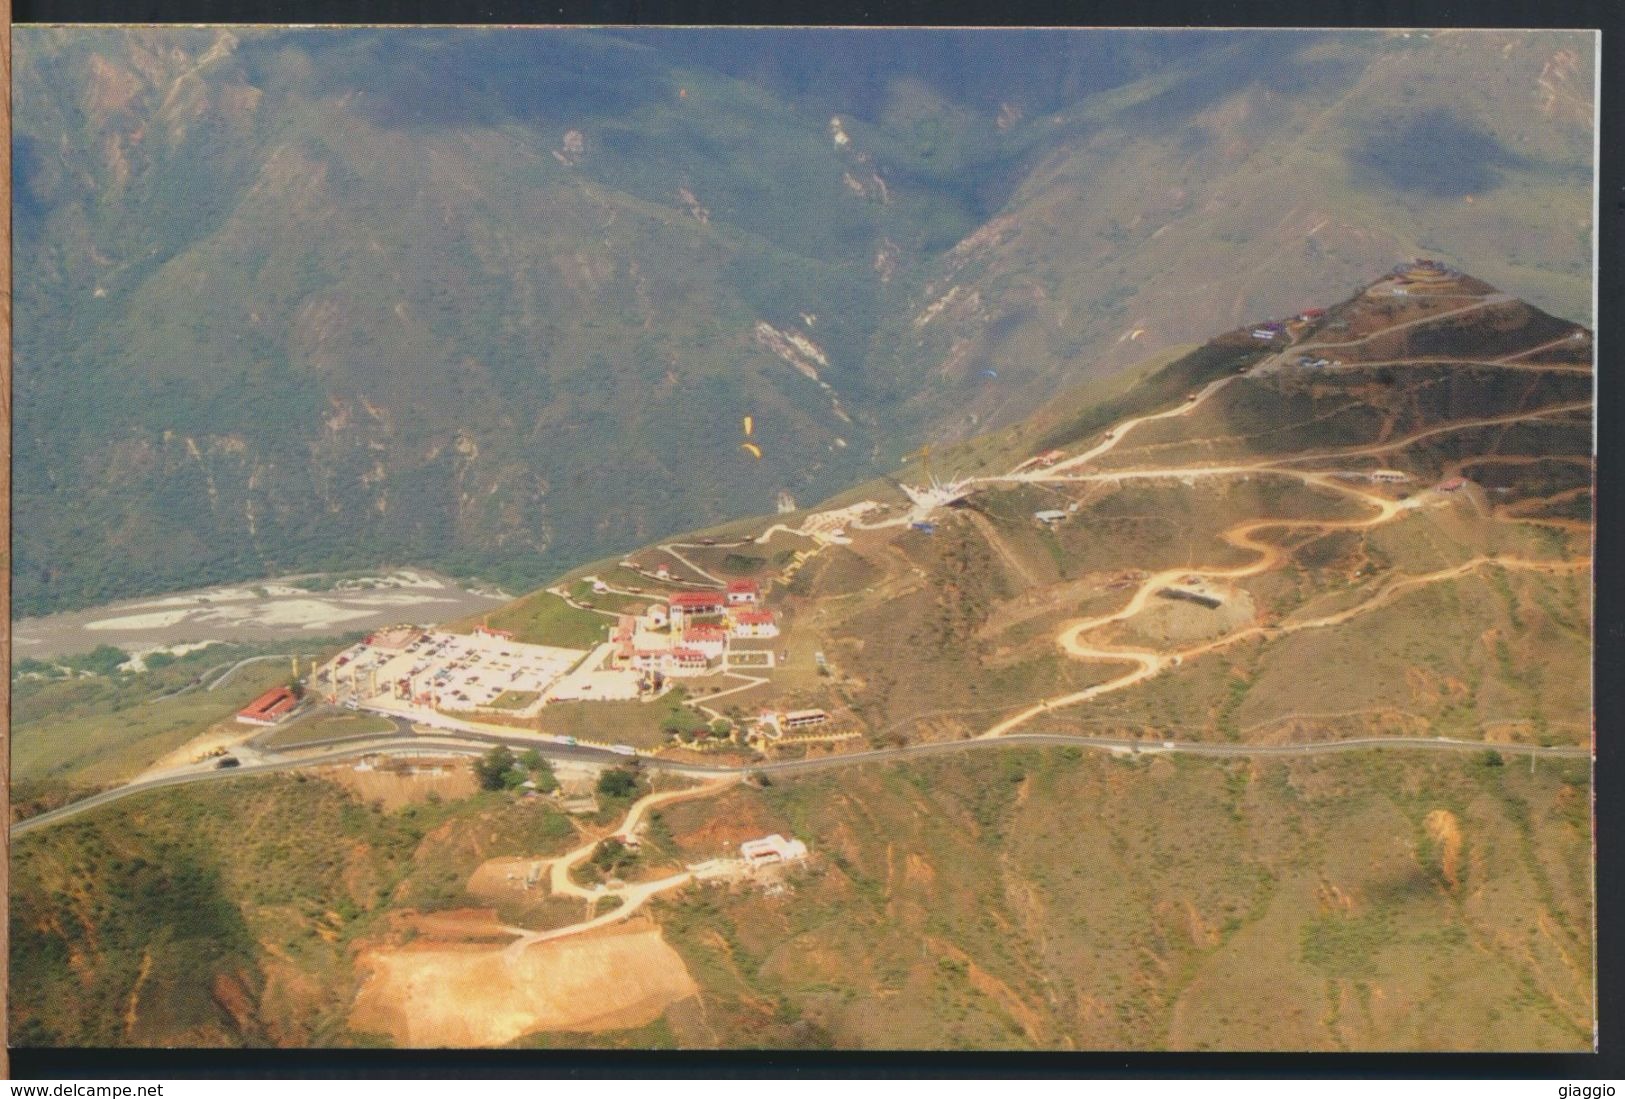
[740,834,809,866]
[1034,509,1067,525]
[680,625,728,660]
[726,579,761,605]
[664,648,713,677]
[730,609,779,639]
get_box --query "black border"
[8,0,1622,1081]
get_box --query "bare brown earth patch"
[467,855,552,901]
[350,917,697,1047]
[316,761,477,810]
[1425,809,1464,890]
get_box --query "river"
[12,569,511,660]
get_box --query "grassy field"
[487,690,542,711]
[477,589,613,649]
[535,697,676,748]
[260,712,397,748]
[9,639,367,815]
[11,659,289,796]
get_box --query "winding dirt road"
[499,777,741,955]
[972,300,1589,741]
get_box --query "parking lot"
[321,628,590,718]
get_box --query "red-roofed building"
[668,648,711,674]
[1437,477,1467,493]
[726,578,761,605]
[237,686,300,727]
[731,609,779,639]
[669,591,726,625]
[682,624,728,659]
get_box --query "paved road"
[16,295,1591,841]
[12,728,1589,838]
[8,739,492,838]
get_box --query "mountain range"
[11,27,1595,616]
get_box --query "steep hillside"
[881,30,1595,443]
[7,268,1594,1052]
[12,28,1594,615]
[10,743,1592,1050]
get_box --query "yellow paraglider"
[741,442,763,460]
[742,415,754,438]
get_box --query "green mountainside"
[12,27,1593,616]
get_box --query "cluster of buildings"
[1251,306,1328,343]
[1391,258,1460,285]
[318,625,589,718]
[690,831,812,886]
[1378,259,1463,298]
[298,567,803,729]
[608,578,781,681]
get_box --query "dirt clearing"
[350,919,697,1046]
[317,761,476,810]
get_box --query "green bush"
[474,746,517,791]
[597,768,638,799]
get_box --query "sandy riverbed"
[14,569,510,659]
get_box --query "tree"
[532,757,559,793]
[474,745,517,791]
[591,837,636,874]
[661,707,706,737]
[67,645,129,677]
[597,767,638,799]
[518,748,544,771]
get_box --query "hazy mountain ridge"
[12,28,1594,615]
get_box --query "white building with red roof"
[669,590,726,626]
[726,578,761,605]
[666,648,712,676]
[681,624,728,660]
[730,608,779,638]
